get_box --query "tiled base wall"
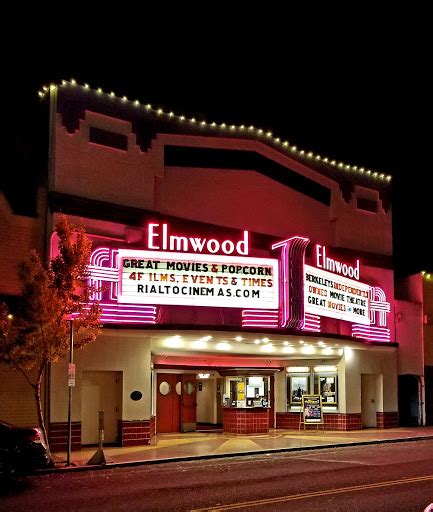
[49,422,81,451]
[376,412,399,428]
[276,412,363,430]
[223,408,269,434]
[119,417,156,447]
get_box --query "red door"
[181,374,197,432]
[156,373,181,433]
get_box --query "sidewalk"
[51,426,433,470]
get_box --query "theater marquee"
[117,249,279,309]
[304,265,370,325]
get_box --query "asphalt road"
[1,439,433,511]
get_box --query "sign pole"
[66,319,74,466]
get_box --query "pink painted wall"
[395,299,424,375]
[52,111,392,256]
[157,166,333,242]
[423,278,433,366]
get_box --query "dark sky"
[5,6,432,276]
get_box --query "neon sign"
[147,223,249,256]
[316,245,360,280]
[50,223,391,338]
[272,237,310,329]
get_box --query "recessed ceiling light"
[216,342,231,351]
[302,345,315,354]
[283,346,295,353]
[193,340,207,349]
[261,344,275,353]
[164,336,183,348]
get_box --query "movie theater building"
[41,81,398,450]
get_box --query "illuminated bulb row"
[163,335,338,355]
[38,80,392,182]
[421,271,432,280]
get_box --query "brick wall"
[119,417,155,446]
[50,422,81,451]
[0,365,40,427]
[0,192,45,296]
[223,408,269,434]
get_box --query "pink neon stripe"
[103,318,157,324]
[101,314,155,320]
[353,327,390,334]
[242,310,279,315]
[100,305,157,312]
[243,320,278,325]
[242,323,279,328]
[241,314,278,319]
[353,336,390,341]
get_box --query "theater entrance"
[156,373,198,433]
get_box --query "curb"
[33,434,433,476]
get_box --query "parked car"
[0,420,51,474]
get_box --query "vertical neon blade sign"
[272,237,310,329]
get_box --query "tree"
[0,215,102,458]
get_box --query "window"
[357,196,377,213]
[89,127,128,151]
[287,366,338,410]
[316,374,338,405]
[223,376,270,408]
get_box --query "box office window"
[223,376,270,408]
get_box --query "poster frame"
[300,394,324,430]
[289,375,310,406]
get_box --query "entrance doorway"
[361,374,380,427]
[398,374,420,426]
[155,373,199,433]
[81,371,122,445]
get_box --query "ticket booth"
[222,375,271,434]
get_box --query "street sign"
[68,363,76,387]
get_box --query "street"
[1,439,433,511]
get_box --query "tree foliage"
[0,215,102,456]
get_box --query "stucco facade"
[5,80,428,451]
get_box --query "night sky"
[5,7,431,277]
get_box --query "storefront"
[42,80,398,450]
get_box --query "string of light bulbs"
[421,271,432,281]
[38,80,392,183]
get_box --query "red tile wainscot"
[223,408,269,434]
[119,417,155,446]
[50,422,81,451]
[276,412,363,430]
[376,412,399,428]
